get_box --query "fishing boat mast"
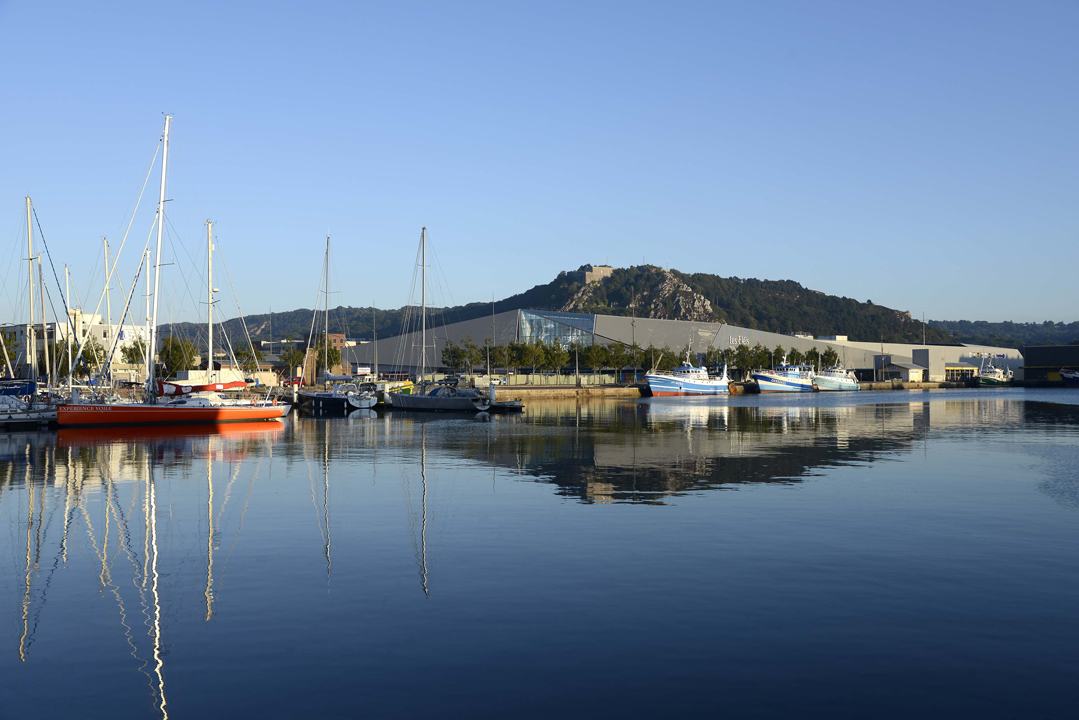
[148,114,171,400]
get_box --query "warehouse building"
[1019,346,1079,382]
[341,309,1020,379]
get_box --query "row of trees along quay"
[441,338,841,380]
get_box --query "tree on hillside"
[805,347,821,369]
[821,348,839,367]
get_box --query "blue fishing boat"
[751,365,817,392]
[645,354,730,396]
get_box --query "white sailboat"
[390,228,490,412]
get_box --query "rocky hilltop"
[162,263,955,346]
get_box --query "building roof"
[888,362,923,370]
[945,361,977,369]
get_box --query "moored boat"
[0,395,55,429]
[751,365,817,392]
[976,355,1013,387]
[391,383,490,412]
[812,366,860,391]
[57,392,290,427]
[303,383,377,413]
[645,356,730,396]
[1061,369,1079,387]
[157,379,247,396]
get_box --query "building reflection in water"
[2,397,1077,717]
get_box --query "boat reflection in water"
[4,422,284,719]
[3,395,1078,718]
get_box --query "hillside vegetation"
[164,264,954,346]
[929,320,1079,349]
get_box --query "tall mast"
[420,227,426,383]
[372,304,377,379]
[206,221,214,384]
[324,236,330,379]
[26,197,35,383]
[103,238,112,332]
[143,249,152,375]
[148,114,171,398]
[37,256,50,387]
[65,266,72,395]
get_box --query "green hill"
[163,264,954,347]
[928,320,1079,349]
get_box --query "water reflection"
[3,397,1079,718]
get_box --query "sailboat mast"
[37,256,49,387]
[26,197,35,383]
[206,221,214,384]
[148,114,171,397]
[65,266,72,395]
[420,227,426,383]
[372,305,378,379]
[104,238,113,332]
[324,237,330,379]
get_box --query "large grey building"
[342,309,1021,381]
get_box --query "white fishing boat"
[976,355,1013,387]
[812,366,860,391]
[645,351,730,396]
[751,364,817,392]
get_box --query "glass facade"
[518,311,595,346]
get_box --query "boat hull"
[751,372,817,392]
[813,375,860,391]
[56,403,291,427]
[977,377,1011,387]
[645,373,729,396]
[1062,371,1079,387]
[1,408,55,428]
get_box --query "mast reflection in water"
[2,393,1079,719]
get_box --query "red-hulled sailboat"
[57,116,290,428]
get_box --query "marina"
[3,4,1078,717]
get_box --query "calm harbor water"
[2,388,1079,718]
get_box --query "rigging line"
[104,138,161,318]
[215,239,259,370]
[30,206,78,345]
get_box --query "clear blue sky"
[1,0,1076,325]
